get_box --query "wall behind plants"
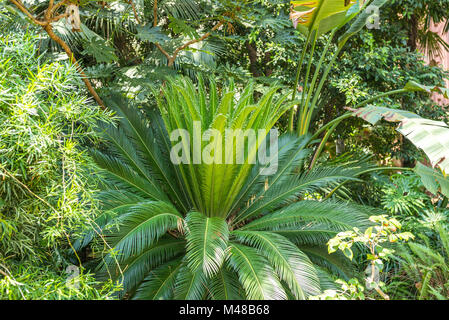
[0,31,118,299]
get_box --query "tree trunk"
[245,41,260,77]
[407,14,419,52]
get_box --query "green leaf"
[338,0,388,48]
[136,25,170,43]
[290,0,362,37]
[404,81,449,99]
[415,162,449,198]
[227,243,287,300]
[185,212,229,277]
[348,105,449,173]
[233,231,321,299]
[81,37,118,64]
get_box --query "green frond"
[232,231,320,299]
[91,149,167,201]
[97,190,145,212]
[131,259,183,300]
[154,76,295,218]
[208,268,245,300]
[102,237,185,297]
[185,212,229,277]
[299,245,355,280]
[275,226,339,246]
[100,201,182,266]
[315,266,339,291]
[174,265,208,300]
[226,242,287,300]
[240,199,373,232]
[229,134,311,215]
[235,165,363,223]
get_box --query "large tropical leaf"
[185,212,229,277]
[337,0,387,48]
[414,162,449,198]
[348,105,449,173]
[290,0,362,37]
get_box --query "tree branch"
[127,0,140,24]
[44,24,105,108]
[8,0,105,109]
[9,0,48,26]
[151,0,223,67]
[153,0,158,27]
[170,20,224,65]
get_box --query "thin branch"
[50,12,69,22]
[173,20,224,55]
[127,0,140,24]
[153,0,158,27]
[151,0,223,67]
[9,0,48,26]
[170,20,224,63]
[152,0,171,61]
[8,0,105,109]
[49,0,67,16]
[43,24,105,108]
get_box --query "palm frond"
[240,199,373,232]
[99,201,182,267]
[208,267,245,300]
[185,211,229,277]
[174,265,208,300]
[103,94,189,211]
[131,258,183,300]
[91,149,167,200]
[235,166,364,224]
[102,237,185,297]
[226,242,287,300]
[299,245,355,280]
[232,231,321,299]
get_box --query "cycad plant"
[76,77,375,300]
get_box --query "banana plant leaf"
[404,81,449,99]
[337,0,387,48]
[347,105,449,174]
[290,0,364,37]
[414,162,449,198]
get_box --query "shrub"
[0,31,115,297]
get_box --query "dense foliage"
[0,31,117,299]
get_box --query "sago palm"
[75,77,375,300]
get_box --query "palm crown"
[75,77,375,299]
